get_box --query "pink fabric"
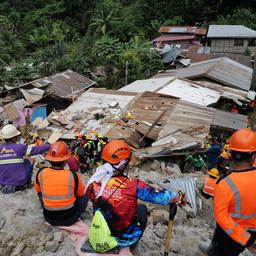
[54,220,133,256]
[13,109,26,127]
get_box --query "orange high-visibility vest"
[214,169,256,246]
[34,168,84,211]
[203,176,217,197]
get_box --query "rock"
[39,222,52,233]
[166,163,182,176]
[45,241,59,253]
[22,247,33,256]
[175,207,187,226]
[0,217,6,229]
[36,246,45,253]
[151,209,169,225]
[150,160,161,171]
[54,231,64,243]
[154,223,166,239]
[44,233,54,242]
[174,225,186,237]
[160,161,166,173]
[62,230,70,238]
[10,242,25,256]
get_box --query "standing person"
[201,168,219,199]
[0,124,50,194]
[199,128,256,256]
[207,137,221,170]
[34,141,87,226]
[85,140,186,248]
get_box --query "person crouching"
[34,141,88,226]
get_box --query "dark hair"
[231,151,254,162]
[50,161,66,168]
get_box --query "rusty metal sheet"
[124,91,179,140]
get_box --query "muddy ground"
[0,160,251,256]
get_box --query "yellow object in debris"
[127,111,133,119]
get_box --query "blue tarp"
[31,106,47,121]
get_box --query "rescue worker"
[217,139,231,177]
[201,168,219,199]
[199,128,256,256]
[33,133,43,146]
[0,124,50,194]
[85,140,186,248]
[35,141,87,226]
[207,137,221,169]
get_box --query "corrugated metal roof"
[157,78,221,106]
[159,100,215,144]
[159,26,207,35]
[68,88,135,113]
[207,25,256,38]
[123,91,179,140]
[119,77,175,93]
[212,109,248,131]
[31,70,96,99]
[119,77,248,106]
[152,57,252,91]
[194,80,248,101]
[153,35,195,42]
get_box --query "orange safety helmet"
[229,128,256,152]
[101,140,131,165]
[45,141,71,162]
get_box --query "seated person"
[34,141,87,226]
[0,124,50,194]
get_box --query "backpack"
[89,210,118,253]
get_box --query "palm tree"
[89,10,115,37]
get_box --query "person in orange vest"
[199,128,256,256]
[32,133,43,146]
[201,168,219,199]
[34,141,88,226]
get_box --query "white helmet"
[1,124,21,139]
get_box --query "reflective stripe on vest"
[26,145,32,156]
[44,203,74,211]
[226,176,256,219]
[0,159,24,165]
[40,169,75,210]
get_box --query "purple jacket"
[0,143,50,186]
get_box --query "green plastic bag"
[89,210,118,253]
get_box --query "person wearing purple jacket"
[0,124,50,194]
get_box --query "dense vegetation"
[0,0,255,88]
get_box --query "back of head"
[45,141,71,162]
[101,140,131,165]
[229,128,256,162]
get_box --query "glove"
[174,190,187,206]
[2,185,16,194]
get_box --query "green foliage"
[217,8,256,30]
[0,0,255,88]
